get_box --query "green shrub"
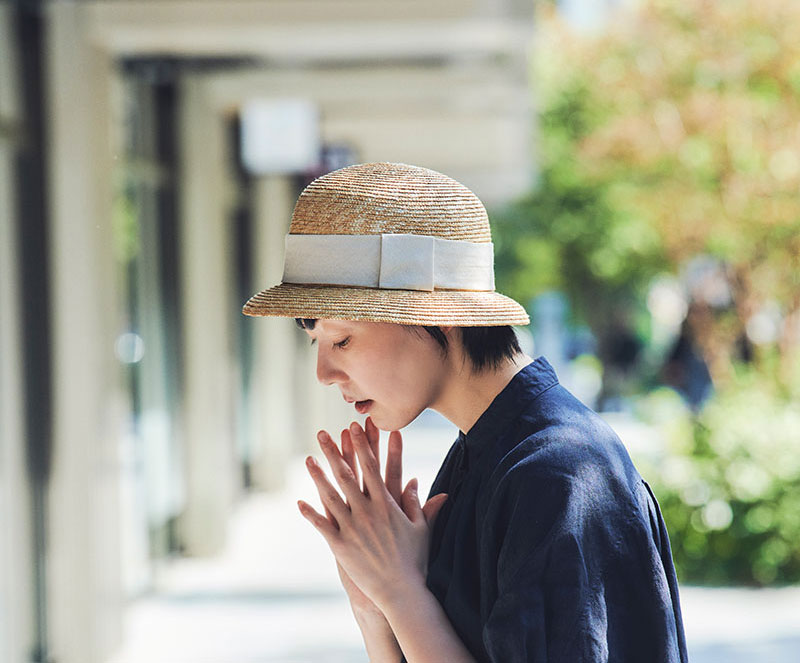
[633,366,800,585]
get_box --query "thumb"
[422,492,448,528]
[401,477,423,521]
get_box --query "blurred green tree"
[494,0,800,390]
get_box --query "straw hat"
[242,162,529,326]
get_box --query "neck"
[431,351,533,434]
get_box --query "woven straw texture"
[243,162,529,326]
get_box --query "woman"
[243,162,687,662]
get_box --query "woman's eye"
[333,337,351,349]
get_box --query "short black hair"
[294,319,521,372]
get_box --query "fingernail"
[305,456,316,468]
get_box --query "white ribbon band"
[282,233,495,292]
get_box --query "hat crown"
[289,162,492,243]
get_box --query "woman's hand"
[298,418,447,612]
[330,417,402,620]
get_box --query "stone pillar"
[0,7,35,663]
[176,75,236,555]
[0,140,33,663]
[249,175,296,490]
[45,3,125,662]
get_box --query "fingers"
[385,430,403,505]
[297,499,338,541]
[401,478,418,520]
[400,480,448,528]
[317,431,365,508]
[304,454,351,525]
[323,502,340,530]
[364,416,381,462]
[340,429,361,497]
[422,493,449,528]
[401,477,423,522]
[349,421,389,501]
[364,418,403,506]
[363,418,381,499]
[310,421,405,524]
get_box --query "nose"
[315,345,346,386]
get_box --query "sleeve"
[479,452,615,662]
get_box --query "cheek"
[374,350,441,408]
[350,328,444,416]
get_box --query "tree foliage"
[494,0,800,388]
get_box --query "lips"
[355,399,373,414]
[341,392,373,413]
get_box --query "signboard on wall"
[240,98,320,175]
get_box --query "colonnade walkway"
[109,414,800,663]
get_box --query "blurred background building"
[0,2,534,662]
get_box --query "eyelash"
[308,336,350,349]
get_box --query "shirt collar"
[459,356,559,469]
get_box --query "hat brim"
[243,283,530,326]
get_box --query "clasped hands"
[298,417,448,617]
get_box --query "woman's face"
[304,320,450,431]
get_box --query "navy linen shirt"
[413,357,687,662]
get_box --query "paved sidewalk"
[108,416,800,662]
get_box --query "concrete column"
[0,9,35,663]
[127,79,185,571]
[0,146,33,663]
[177,76,236,555]
[45,4,125,663]
[249,175,297,490]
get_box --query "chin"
[370,406,421,432]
